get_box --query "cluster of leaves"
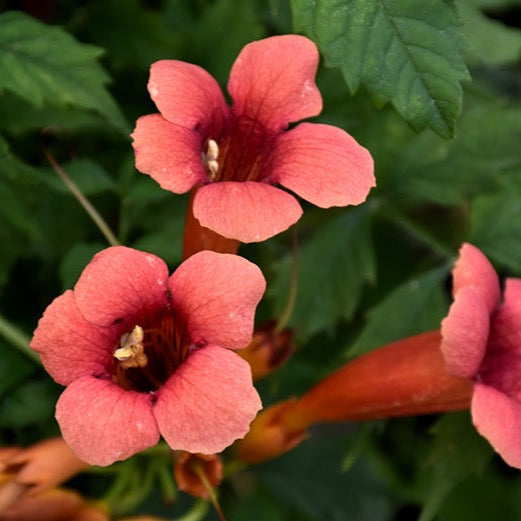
[1,0,521,519]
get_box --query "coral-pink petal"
[490,278,521,353]
[131,114,207,194]
[472,382,521,468]
[148,60,229,132]
[74,246,169,328]
[56,376,159,466]
[270,123,375,208]
[452,243,501,312]
[168,251,265,349]
[193,181,302,242]
[30,291,114,386]
[440,287,490,378]
[228,35,322,131]
[154,345,262,454]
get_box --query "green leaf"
[0,92,106,134]
[59,242,106,290]
[0,342,34,397]
[230,492,285,521]
[459,0,521,64]
[292,0,470,138]
[349,265,449,356]
[270,208,375,341]
[469,188,521,274]
[42,158,116,196]
[0,11,129,134]
[256,433,392,521]
[81,0,182,71]
[386,102,521,205]
[418,412,493,521]
[188,0,266,84]
[0,134,40,239]
[0,379,59,428]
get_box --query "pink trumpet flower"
[441,242,521,468]
[132,35,375,244]
[30,247,265,466]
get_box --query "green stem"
[172,500,209,521]
[192,463,228,521]
[43,148,120,247]
[0,314,41,364]
[156,457,178,503]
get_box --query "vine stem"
[43,147,120,247]
[192,463,228,521]
[0,314,41,364]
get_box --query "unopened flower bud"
[173,452,223,499]
[238,321,294,380]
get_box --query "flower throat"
[112,312,190,393]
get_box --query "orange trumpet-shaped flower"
[0,438,87,513]
[182,190,240,259]
[237,330,473,463]
[0,487,107,521]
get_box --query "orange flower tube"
[182,189,240,259]
[237,330,473,463]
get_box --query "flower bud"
[173,452,223,499]
[238,321,294,380]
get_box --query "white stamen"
[206,159,219,180]
[206,139,219,161]
[203,139,220,181]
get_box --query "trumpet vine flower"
[132,35,375,243]
[30,247,265,466]
[441,243,521,468]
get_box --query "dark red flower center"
[112,311,191,393]
[203,115,275,184]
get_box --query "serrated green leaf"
[270,208,375,341]
[419,412,493,521]
[0,11,129,134]
[292,0,470,138]
[349,265,449,356]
